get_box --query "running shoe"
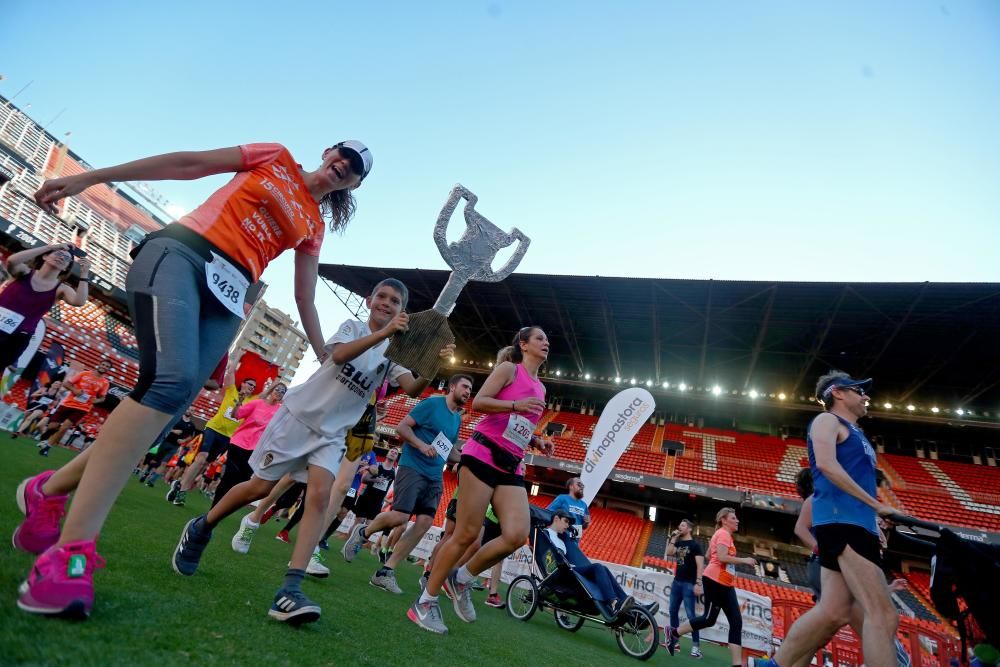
[260,504,277,525]
[274,530,290,543]
[370,569,402,594]
[231,514,258,554]
[378,548,389,564]
[165,480,181,503]
[317,539,330,551]
[690,646,703,659]
[138,471,149,483]
[341,523,366,563]
[39,445,50,456]
[306,551,329,578]
[172,516,213,576]
[172,490,187,506]
[407,597,448,635]
[269,587,320,625]
[643,600,660,616]
[418,570,430,591]
[17,539,105,618]
[145,480,155,488]
[442,569,476,623]
[470,578,485,592]
[13,470,67,554]
[665,628,680,656]
[485,593,505,609]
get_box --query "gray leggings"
[126,237,242,417]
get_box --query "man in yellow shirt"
[167,352,257,507]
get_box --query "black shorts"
[353,491,388,521]
[445,498,458,523]
[392,467,443,517]
[481,518,502,546]
[815,523,882,571]
[48,405,90,425]
[200,428,230,461]
[460,454,524,488]
[0,331,33,369]
[341,491,357,513]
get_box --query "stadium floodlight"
[931,406,939,413]
[662,381,669,389]
[883,402,893,409]
[712,385,722,396]
[555,370,561,376]
[488,361,494,368]
[906,404,916,411]
[449,356,456,364]
[614,376,621,384]
[648,507,657,521]
[584,373,591,380]
[956,408,965,416]
[778,392,787,400]
[645,380,652,387]
[749,390,759,399]
[630,378,637,385]
[678,382,688,391]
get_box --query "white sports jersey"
[282,319,409,440]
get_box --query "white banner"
[410,524,444,561]
[492,546,773,652]
[581,388,656,506]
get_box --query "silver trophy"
[385,184,530,378]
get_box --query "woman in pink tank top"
[413,327,555,634]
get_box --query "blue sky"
[3,1,998,383]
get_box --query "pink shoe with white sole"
[18,539,106,618]
[13,470,68,554]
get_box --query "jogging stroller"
[504,505,659,660]
[889,514,1000,662]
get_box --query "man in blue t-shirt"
[342,374,473,595]
[547,477,591,567]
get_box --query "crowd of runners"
[3,138,914,666]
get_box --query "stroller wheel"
[554,608,585,632]
[614,607,659,661]
[505,575,539,622]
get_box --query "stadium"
[2,93,999,666]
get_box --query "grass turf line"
[1,433,732,666]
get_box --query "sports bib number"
[430,432,454,461]
[346,487,357,498]
[374,477,390,491]
[503,414,533,450]
[0,306,25,334]
[205,253,248,319]
[223,406,239,422]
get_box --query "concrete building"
[233,299,309,384]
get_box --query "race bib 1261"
[503,414,533,450]
[205,253,248,319]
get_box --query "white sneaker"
[231,514,258,554]
[691,646,703,659]
[305,550,330,578]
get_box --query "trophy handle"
[433,184,476,269]
[480,228,531,283]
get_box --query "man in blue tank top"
[762,371,899,667]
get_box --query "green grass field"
[1,433,734,666]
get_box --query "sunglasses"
[841,386,867,397]
[337,147,365,177]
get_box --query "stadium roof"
[319,264,1000,421]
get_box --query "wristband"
[78,277,90,283]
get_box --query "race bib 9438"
[205,253,248,319]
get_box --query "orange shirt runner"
[59,370,110,413]
[702,527,737,587]
[177,143,324,281]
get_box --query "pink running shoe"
[17,540,106,618]
[13,471,68,554]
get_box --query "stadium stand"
[884,454,1000,531]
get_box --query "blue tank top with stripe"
[807,413,878,535]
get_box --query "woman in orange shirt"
[666,507,758,667]
[15,140,373,618]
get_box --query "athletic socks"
[376,566,393,577]
[455,565,475,585]
[321,517,342,541]
[284,568,306,590]
[418,589,437,605]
